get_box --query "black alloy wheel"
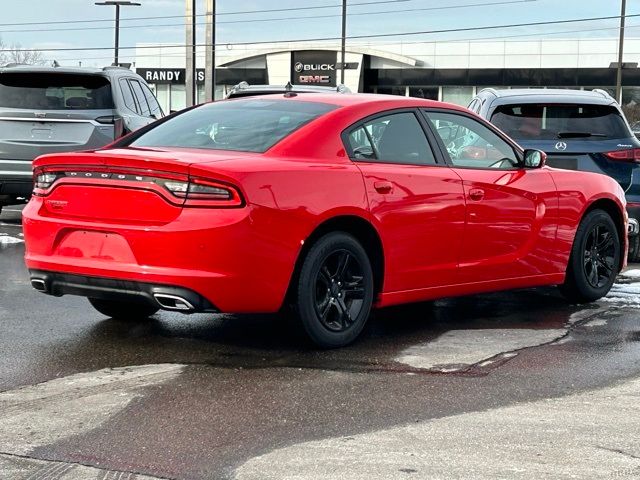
[314,249,366,333]
[582,223,616,289]
[561,209,620,303]
[296,232,374,348]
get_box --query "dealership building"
[134,38,640,113]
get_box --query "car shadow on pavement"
[24,285,588,379]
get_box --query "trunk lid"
[33,147,253,224]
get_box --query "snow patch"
[395,329,565,372]
[0,233,23,245]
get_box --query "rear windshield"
[0,73,114,110]
[129,99,337,153]
[491,103,631,141]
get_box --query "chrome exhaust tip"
[629,218,639,236]
[153,293,195,311]
[31,278,47,292]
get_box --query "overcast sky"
[0,0,637,67]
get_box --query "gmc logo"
[299,75,331,84]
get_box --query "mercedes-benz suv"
[470,88,640,260]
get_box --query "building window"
[376,86,406,96]
[171,85,186,112]
[409,87,438,100]
[442,87,473,106]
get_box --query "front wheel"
[295,232,375,348]
[88,298,159,320]
[560,209,620,303]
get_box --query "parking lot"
[1,206,640,479]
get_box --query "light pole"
[95,1,141,66]
[616,0,627,103]
[340,0,347,85]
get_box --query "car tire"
[560,209,620,303]
[628,233,640,263]
[88,298,159,320]
[295,232,374,348]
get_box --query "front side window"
[141,83,163,118]
[129,99,336,153]
[0,73,114,110]
[346,112,436,165]
[491,103,631,141]
[425,110,519,169]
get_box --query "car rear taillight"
[95,115,125,138]
[32,166,243,208]
[603,148,640,163]
[164,177,243,207]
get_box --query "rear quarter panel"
[190,155,371,310]
[548,168,627,268]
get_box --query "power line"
[0,0,535,35]
[3,12,636,54]
[0,0,411,28]
[54,21,640,64]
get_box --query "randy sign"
[136,68,205,85]
[291,51,337,87]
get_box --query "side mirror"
[523,149,546,168]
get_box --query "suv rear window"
[491,103,631,141]
[0,73,114,110]
[129,99,336,153]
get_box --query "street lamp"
[95,1,141,66]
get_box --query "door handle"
[374,181,393,194]
[469,188,485,201]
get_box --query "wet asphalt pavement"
[2,206,640,479]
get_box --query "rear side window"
[119,78,138,114]
[129,80,151,117]
[0,73,114,110]
[129,99,336,153]
[491,103,631,140]
[346,112,436,165]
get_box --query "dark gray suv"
[0,65,163,212]
[470,88,640,260]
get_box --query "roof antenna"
[284,81,297,97]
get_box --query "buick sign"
[291,50,337,87]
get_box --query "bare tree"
[0,37,47,66]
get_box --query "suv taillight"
[95,115,125,139]
[603,148,640,163]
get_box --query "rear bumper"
[22,197,299,314]
[29,270,217,313]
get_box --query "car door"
[422,109,559,284]
[344,109,466,293]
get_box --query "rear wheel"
[295,232,374,348]
[88,298,159,320]
[560,209,620,303]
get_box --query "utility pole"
[616,0,627,104]
[205,0,216,102]
[185,0,197,107]
[95,1,140,66]
[340,0,347,85]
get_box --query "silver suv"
[0,65,163,212]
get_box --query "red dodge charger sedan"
[23,94,627,347]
